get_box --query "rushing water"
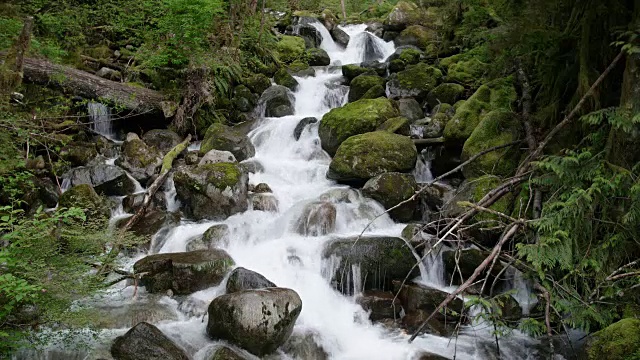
[87,102,115,140]
[22,21,546,360]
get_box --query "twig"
[534,283,555,356]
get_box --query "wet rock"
[117,209,176,237]
[387,63,443,102]
[319,188,360,203]
[65,164,136,196]
[319,98,399,156]
[361,60,388,77]
[362,172,418,222]
[274,69,299,91]
[294,201,336,236]
[280,331,328,360]
[34,177,59,208]
[323,236,419,294]
[232,85,258,113]
[348,74,386,102]
[442,175,514,227]
[60,142,98,166]
[341,64,373,83]
[58,184,110,221]
[365,22,384,38]
[397,98,424,122]
[297,24,323,48]
[173,163,248,220]
[377,116,411,136]
[307,48,330,66]
[200,150,237,165]
[327,131,417,184]
[288,61,316,77]
[294,117,318,140]
[200,123,255,161]
[442,248,504,288]
[426,83,465,110]
[357,290,402,321]
[134,249,234,295]
[123,191,166,213]
[253,183,272,193]
[239,159,265,174]
[226,267,276,293]
[116,138,163,182]
[91,298,179,329]
[187,224,231,251]
[259,85,295,118]
[207,346,248,360]
[251,193,279,212]
[383,30,400,42]
[271,104,294,117]
[206,288,303,356]
[110,322,189,360]
[500,294,523,321]
[96,135,119,158]
[395,25,437,52]
[393,280,464,321]
[142,129,182,154]
[320,9,338,31]
[362,33,387,62]
[416,351,450,360]
[330,27,350,47]
[243,74,272,95]
[96,67,122,81]
[185,151,199,165]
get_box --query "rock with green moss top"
[395,25,437,51]
[307,48,330,66]
[348,74,386,102]
[142,129,182,154]
[275,35,306,64]
[443,175,514,225]
[134,249,234,295]
[397,98,424,122]
[231,85,257,113]
[206,288,302,356]
[58,184,110,221]
[447,58,488,86]
[461,110,521,178]
[587,318,640,360]
[443,77,517,144]
[288,60,315,77]
[174,163,248,220]
[362,172,418,222]
[342,64,373,82]
[383,1,420,31]
[360,85,386,100]
[377,116,411,136]
[200,123,255,161]
[388,46,423,65]
[116,138,163,182]
[318,98,399,156]
[327,131,417,183]
[243,74,271,95]
[426,83,465,109]
[323,236,420,294]
[259,85,294,118]
[60,142,98,167]
[274,69,299,91]
[389,59,407,73]
[320,9,338,31]
[387,63,443,102]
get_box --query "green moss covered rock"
[383,1,421,31]
[274,69,299,91]
[387,63,443,102]
[200,123,255,161]
[360,84,386,99]
[348,74,386,102]
[447,58,488,86]
[461,110,521,178]
[377,116,411,136]
[363,172,418,222]
[60,142,98,167]
[342,64,373,82]
[327,131,417,183]
[58,184,110,221]
[288,60,315,77]
[443,77,517,144]
[275,35,306,64]
[443,175,514,225]
[319,98,399,156]
[306,48,330,66]
[395,25,437,52]
[587,318,640,360]
[426,83,465,109]
[115,137,163,182]
[243,74,271,95]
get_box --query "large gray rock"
[357,290,402,321]
[116,138,163,182]
[362,172,418,222]
[142,129,182,154]
[293,117,318,140]
[186,224,231,251]
[330,27,350,47]
[65,164,136,196]
[96,67,122,81]
[259,85,295,118]
[226,267,276,293]
[251,193,279,212]
[294,201,336,236]
[173,163,248,220]
[397,98,424,122]
[323,236,419,294]
[200,123,255,162]
[206,288,303,356]
[393,280,464,321]
[110,322,189,360]
[200,150,237,165]
[134,249,235,295]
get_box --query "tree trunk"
[2,16,33,94]
[340,0,347,24]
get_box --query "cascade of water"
[413,148,435,183]
[164,174,180,213]
[87,102,115,139]
[509,268,538,315]
[337,24,396,65]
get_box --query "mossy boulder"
[243,74,271,95]
[362,172,418,222]
[231,85,257,113]
[397,98,425,122]
[377,116,411,136]
[206,288,302,356]
[141,129,182,154]
[426,83,465,109]
[318,98,399,156]
[274,69,299,91]
[394,280,464,321]
[173,163,249,220]
[134,249,235,295]
[360,85,386,100]
[327,131,417,184]
[275,35,306,64]
[58,184,110,221]
[443,77,517,144]
[288,61,315,77]
[320,8,338,31]
[348,74,386,102]
[226,267,276,293]
[383,1,421,31]
[387,63,443,102]
[306,48,330,66]
[447,58,488,86]
[323,236,420,294]
[110,322,189,360]
[395,25,437,52]
[116,138,163,182]
[443,175,514,226]
[461,110,521,178]
[587,318,640,360]
[64,164,137,196]
[258,85,295,118]
[60,142,98,167]
[388,46,423,65]
[200,123,255,161]
[341,64,373,82]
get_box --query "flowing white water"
[87,102,115,140]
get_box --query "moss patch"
[427,83,465,109]
[348,74,386,102]
[194,162,243,190]
[588,318,640,360]
[377,116,411,136]
[275,35,306,64]
[388,63,443,101]
[448,58,488,86]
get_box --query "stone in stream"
[376,116,411,136]
[173,163,248,220]
[141,129,182,154]
[187,224,231,251]
[322,236,419,294]
[116,137,163,182]
[362,172,418,222]
[393,280,464,321]
[110,322,189,360]
[306,48,331,66]
[293,117,318,140]
[206,288,303,356]
[239,159,265,174]
[64,163,137,196]
[348,74,386,102]
[360,84,386,100]
[278,331,329,360]
[251,193,279,212]
[357,290,402,321]
[294,201,337,236]
[133,249,235,295]
[226,267,276,293]
[270,104,295,117]
[341,64,374,83]
[365,22,384,38]
[199,149,237,165]
[397,98,425,122]
[360,60,388,77]
[330,27,350,47]
[253,182,272,193]
[386,63,443,103]
[206,346,248,360]
[274,69,299,91]
[184,151,199,165]
[200,123,255,161]
[259,85,295,118]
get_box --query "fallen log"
[3,52,172,116]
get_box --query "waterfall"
[413,148,435,183]
[87,102,115,139]
[337,24,396,65]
